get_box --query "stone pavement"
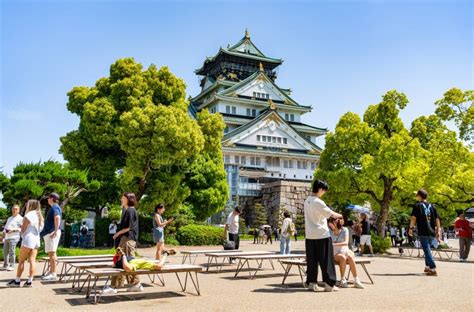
[0,239,472,311]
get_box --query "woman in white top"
[7,199,43,288]
[279,211,293,254]
[328,217,364,289]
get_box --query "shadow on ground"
[65,291,185,306]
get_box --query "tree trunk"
[375,177,395,238]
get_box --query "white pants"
[44,231,61,253]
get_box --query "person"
[274,227,280,242]
[409,189,441,276]
[389,225,397,247]
[454,211,472,262]
[153,203,174,260]
[103,192,141,294]
[79,221,89,248]
[41,193,62,281]
[7,200,43,287]
[3,204,23,271]
[280,211,293,254]
[352,221,362,252]
[224,207,240,263]
[359,213,374,257]
[253,227,259,244]
[327,217,364,289]
[304,180,343,292]
[294,228,298,241]
[108,221,117,247]
[113,247,169,272]
[265,227,273,244]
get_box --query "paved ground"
[0,239,472,311]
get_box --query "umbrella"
[346,204,370,214]
[262,225,271,228]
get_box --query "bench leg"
[234,259,245,278]
[360,264,374,284]
[95,275,110,304]
[188,272,201,296]
[206,256,211,272]
[268,259,275,270]
[181,254,188,264]
[192,255,198,264]
[298,265,306,287]
[176,272,185,292]
[80,274,91,293]
[217,257,227,273]
[281,263,292,285]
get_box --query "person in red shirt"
[454,211,472,262]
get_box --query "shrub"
[176,224,224,246]
[367,232,391,254]
[95,217,112,247]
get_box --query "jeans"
[3,238,20,268]
[419,236,436,269]
[280,236,291,254]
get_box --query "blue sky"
[1,0,472,177]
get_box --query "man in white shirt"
[304,180,342,292]
[225,208,241,262]
[3,205,23,271]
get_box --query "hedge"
[362,232,391,254]
[176,224,224,246]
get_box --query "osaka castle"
[189,31,327,226]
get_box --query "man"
[225,208,240,263]
[41,193,62,281]
[454,211,472,262]
[409,189,441,276]
[359,213,374,257]
[79,221,89,248]
[3,205,23,271]
[304,180,343,292]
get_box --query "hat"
[49,192,60,201]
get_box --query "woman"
[279,211,293,254]
[7,200,43,287]
[3,204,23,271]
[328,217,364,289]
[153,204,174,260]
[113,247,168,272]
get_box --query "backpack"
[81,226,88,235]
[287,220,295,236]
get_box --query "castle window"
[256,157,261,166]
[283,138,288,144]
[284,160,289,168]
[235,155,240,164]
[251,109,256,117]
[241,156,246,165]
[224,155,230,163]
[232,106,236,114]
[257,135,261,142]
[226,106,230,114]
[285,113,289,120]
[290,114,295,122]
[277,137,282,144]
[288,160,293,168]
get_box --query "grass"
[240,234,305,241]
[0,246,115,261]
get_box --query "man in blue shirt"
[41,193,62,281]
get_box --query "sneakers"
[101,286,118,294]
[6,266,14,272]
[127,283,144,292]
[339,279,348,288]
[41,273,58,281]
[354,278,365,289]
[23,280,33,288]
[426,269,437,276]
[324,283,339,292]
[165,249,176,256]
[424,267,430,273]
[306,282,321,292]
[6,280,20,287]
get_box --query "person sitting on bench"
[113,247,171,272]
[328,217,365,289]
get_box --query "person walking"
[409,189,441,276]
[359,213,374,257]
[294,228,298,242]
[304,180,343,292]
[79,221,89,248]
[3,204,23,271]
[103,192,141,294]
[454,211,472,262]
[279,211,293,254]
[6,200,43,287]
[389,225,397,247]
[274,227,280,242]
[41,193,62,281]
[225,208,241,263]
[253,227,259,244]
[265,227,273,244]
[108,221,117,247]
[153,203,174,260]
[328,217,364,289]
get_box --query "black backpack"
[81,226,88,235]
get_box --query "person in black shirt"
[359,213,374,257]
[409,189,440,276]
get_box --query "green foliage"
[138,214,154,245]
[0,246,114,261]
[1,161,99,210]
[253,203,268,227]
[95,217,112,247]
[365,232,391,254]
[434,88,473,142]
[60,58,226,220]
[176,224,224,246]
[295,213,305,235]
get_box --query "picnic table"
[232,253,306,279]
[204,251,274,272]
[280,258,374,287]
[181,249,242,264]
[83,264,202,304]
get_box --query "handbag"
[223,232,236,250]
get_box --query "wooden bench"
[280,258,374,287]
[232,254,306,279]
[181,249,242,264]
[84,264,202,303]
[204,251,274,273]
[41,254,113,276]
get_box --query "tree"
[1,161,100,212]
[434,88,473,143]
[253,203,268,227]
[315,90,426,236]
[60,58,226,218]
[185,109,228,220]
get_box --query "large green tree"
[60,58,227,216]
[315,91,426,236]
[0,161,100,211]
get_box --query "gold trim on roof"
[269,99,276,110]
[245,29,250,39]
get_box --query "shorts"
[44,231,61,253]
[130,258,156,271]
[360,234,372,246]
[153,229,164,243]
[334,246,353,257]
[22,234,40,249]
